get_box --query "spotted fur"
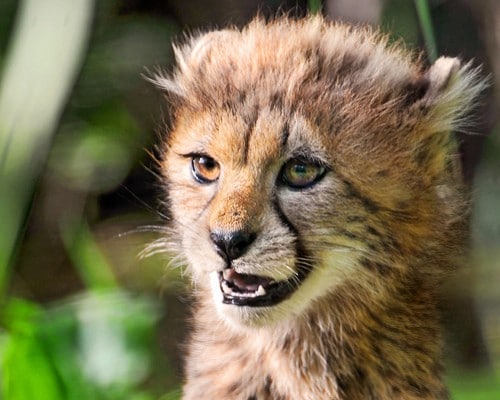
[153,15,485,400]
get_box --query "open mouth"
[218,265,310,307]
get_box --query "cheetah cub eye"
[280,158,326,189]
[191,155,220,183]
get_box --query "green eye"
[280,159,326,189]
[191,155,220,183]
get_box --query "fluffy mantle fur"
[153,16,485,400]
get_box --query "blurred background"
[0,0,498,399]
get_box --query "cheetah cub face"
[167,111,360,326]
[156,17,483,327]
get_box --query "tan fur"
[153,15,485,400]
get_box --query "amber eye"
[191,155,220,183]
[280,159,326,189]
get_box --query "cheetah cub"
[153,15,484,400]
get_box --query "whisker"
[116,224,171,239]
[141,157,164,182]
[119,184,170,221]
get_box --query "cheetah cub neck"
[154,15,484,400]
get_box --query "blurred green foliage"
[0,0,181,398]
[2,294,160,400]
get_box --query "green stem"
[308,0,322,14]
[61,219,118,291]
[414,0,438,62]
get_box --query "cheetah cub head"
[154,17,483,327]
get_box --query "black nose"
[210,230,256,263]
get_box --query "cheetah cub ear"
[408,57,485,181]
[424,56,460,100]
[417,56,484,131]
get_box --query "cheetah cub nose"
[210,230,256,263]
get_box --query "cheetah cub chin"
[153,15,484,400]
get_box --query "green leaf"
[0,0,94,296]
[1,300,65,400]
